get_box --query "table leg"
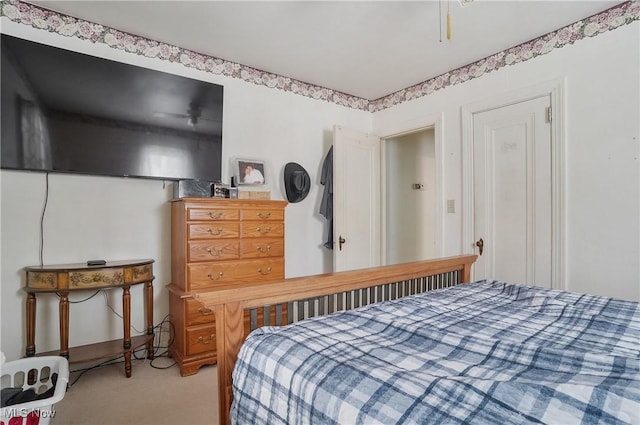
[145,280,154,360]
[59,292,70,359]
[122,286,132,377]
[25,293,36,357]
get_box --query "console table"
[23,259,155,377]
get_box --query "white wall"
[373,22,640,301]
[385,129,436,264]
[2,18,638,363]
[0,21,371,361]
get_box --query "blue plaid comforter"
[231,281,640,424]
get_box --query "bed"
[194,255,640,425]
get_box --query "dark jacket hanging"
[320,146,333,249]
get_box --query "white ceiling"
[28,0,623,100]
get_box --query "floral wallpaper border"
[370,1,639,112]
[1,0,638,113]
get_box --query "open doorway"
[332,113,443,272]
[383,127,436,265]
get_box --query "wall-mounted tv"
[1,34,223,181]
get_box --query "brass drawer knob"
[197,307,213,316]
[257,212,271,219]
[257,266,272,275]
[197,334,215,344]
[207,247,223,256]
[256,226,272,234]
[208,211,223,219]
[207,227,223,235]
[207,272,223,280]
[257,245,271,253]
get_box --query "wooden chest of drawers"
[168,198,287,376]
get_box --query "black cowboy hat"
[284,162,310,203]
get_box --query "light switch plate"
[447,199,455,213]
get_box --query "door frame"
[377,112,445,265]
[461,78,566,289]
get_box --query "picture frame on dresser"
[234,158,266,185]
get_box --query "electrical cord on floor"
[69,356,127,387]
[133,314,177,370]
[68,315,177,386]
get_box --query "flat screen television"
[1,34,223,181]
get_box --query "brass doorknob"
[338,236,346,251]
[475,238,484,256]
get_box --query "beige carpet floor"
[53,357,218,425]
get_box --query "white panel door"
[473,95,552,287]
[333,125,381,272]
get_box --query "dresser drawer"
[188,240,240,262]
[187,208,239,221]
[241,208,285,222]
[187,259,285,290]
[188,223,240,240]
[171,199,288,376]
[240,238,284,259]
[186,324,216,356]
[185,298,215,326]
[241,222,284,238]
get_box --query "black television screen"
[1,34,223,181]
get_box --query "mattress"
[231,280,640,424]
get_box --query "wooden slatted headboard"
[195,254,477,425]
